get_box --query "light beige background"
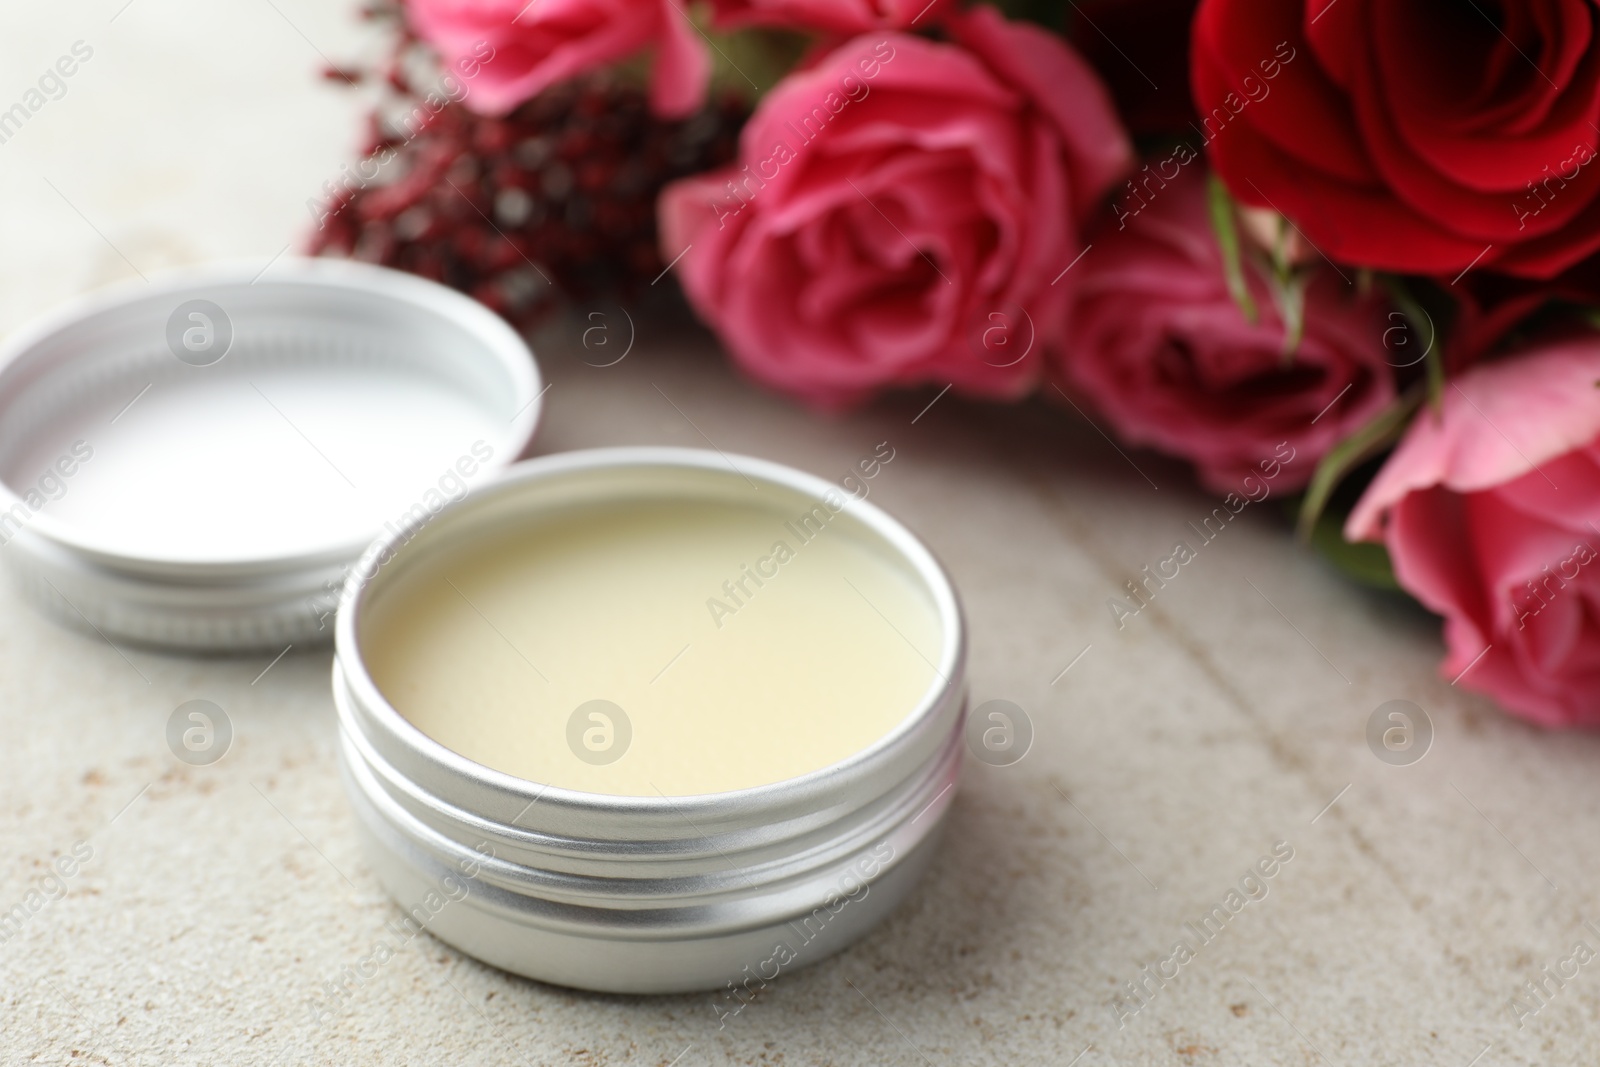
[2,3,1597,1064]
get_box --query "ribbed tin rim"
[0,257,543,574]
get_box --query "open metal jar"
[333,447,966,993]
[0,258,540,651]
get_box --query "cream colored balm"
[362,496,942,796]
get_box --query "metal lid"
[0,257,542,651]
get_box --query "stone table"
[2,2,1596,1064]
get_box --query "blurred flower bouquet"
[311,0,1600,729]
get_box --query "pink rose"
[1347,343,1600,728]
[658,10,1131,407]
[1055,166,1396,493]
[708,0,951,35]
[406,0,708,118]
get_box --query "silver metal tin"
[333,447,966,993]
[0,258,541,651]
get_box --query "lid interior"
[0,267,536,566]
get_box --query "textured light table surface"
[3,4,1599,1065]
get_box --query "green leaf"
[1269,212,1295,278]
[1380,276,1443,412]
[1295,384,1423,542]
[1207,173,1257,324]
[693,23,809,98]
[1308,503,1399,590]
[1355,266,1374,300]
[1000,0,1066,32]
[1270,270,1308,361]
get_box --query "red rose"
[659,12,1131,406]
[1056,166,1396,493]
[1191,0,1600,278]
[1448,261,1600,367]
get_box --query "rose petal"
[1348,342,1600,541]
